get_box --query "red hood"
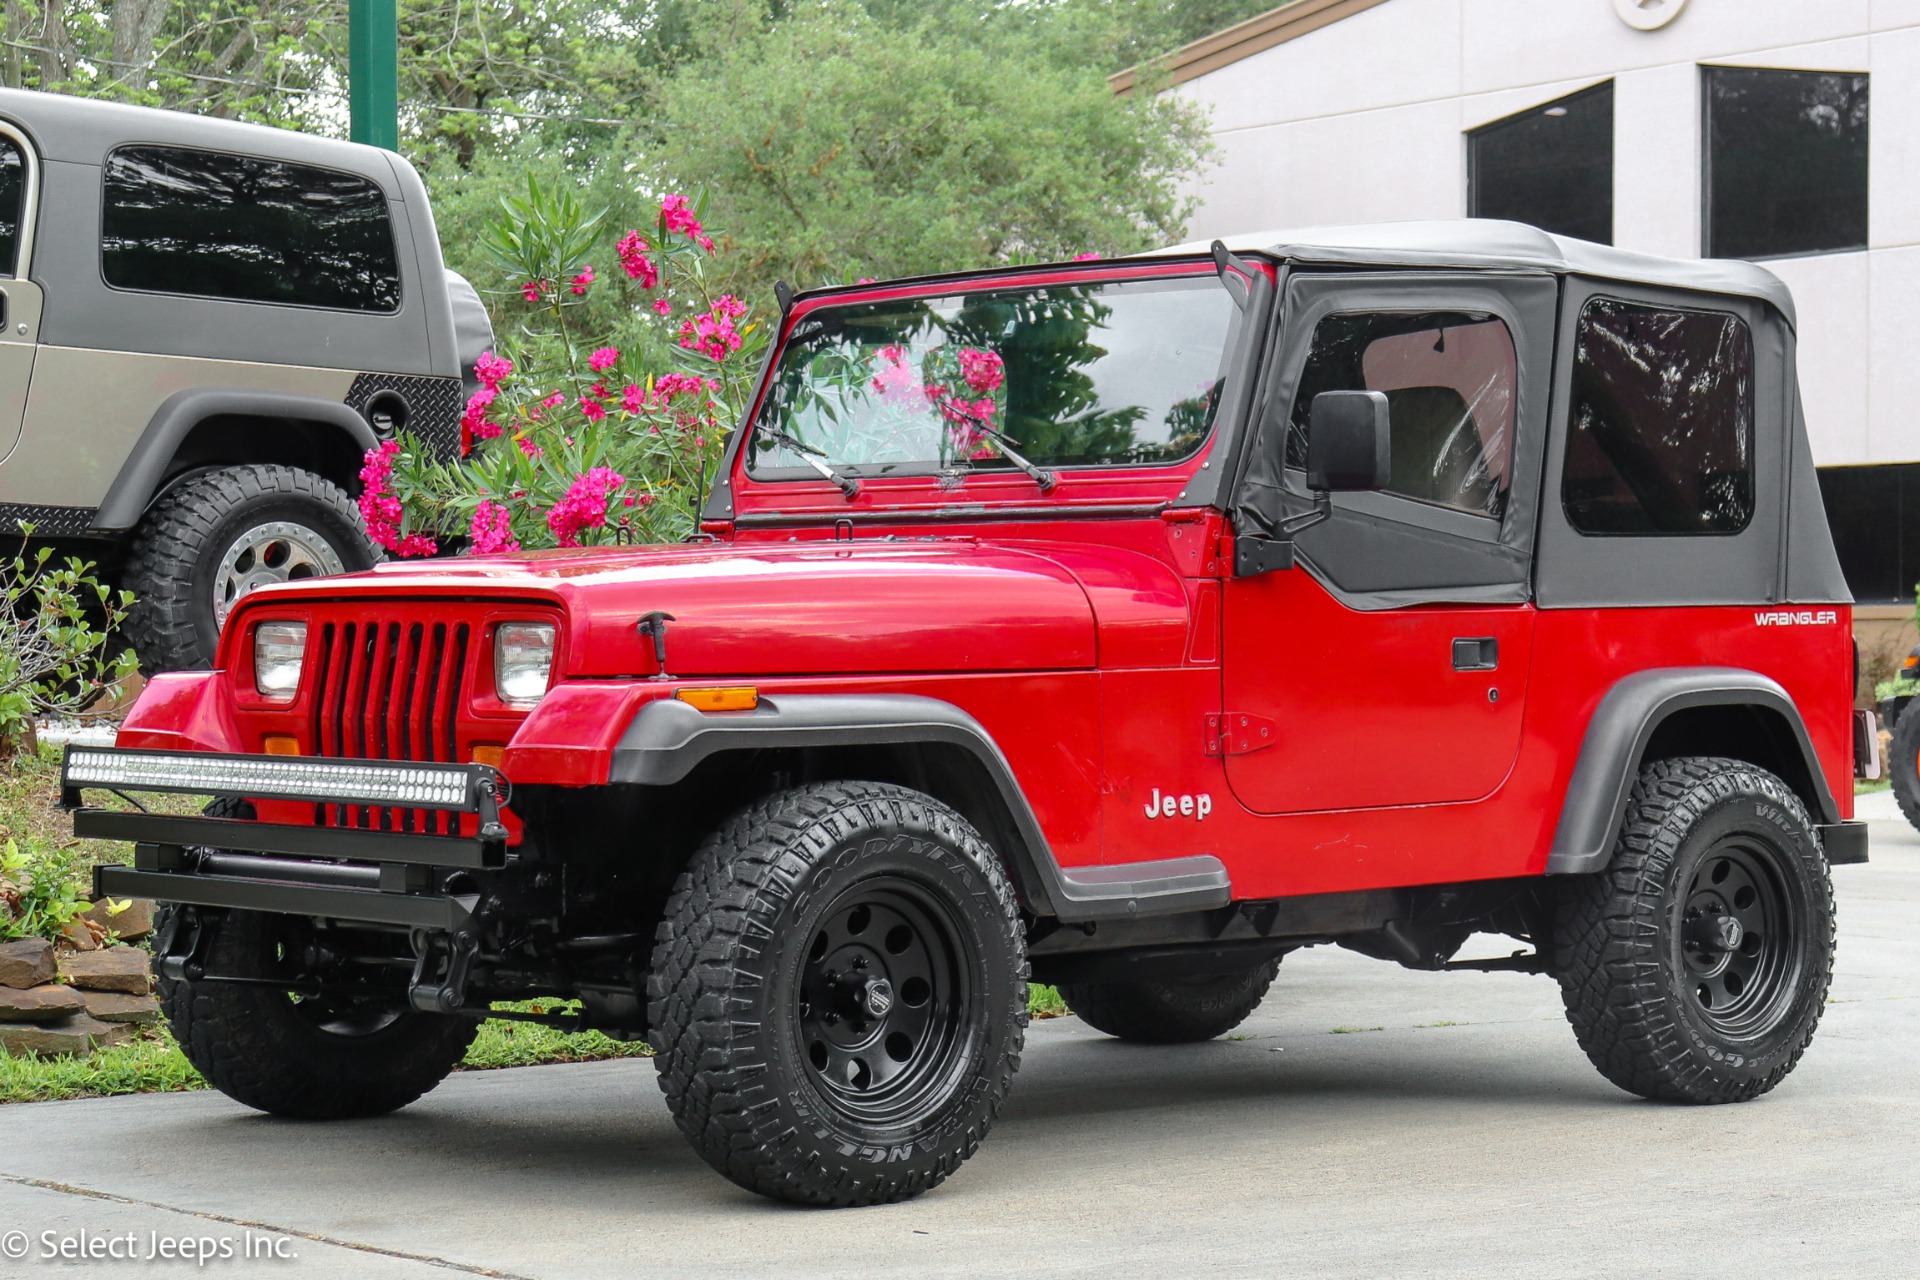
[234,540,1105,677]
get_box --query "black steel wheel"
[1555,756,1834,1104]
[649,781,1027,1207]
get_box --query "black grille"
[310,620,471,833]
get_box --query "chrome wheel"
[213,520,345,627]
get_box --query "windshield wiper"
[763,428,860,499]
[968,424,1057,493]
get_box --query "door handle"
[1452,637,1498,671]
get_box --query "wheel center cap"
[860,977,894,1018]
[1687,912,1742,953]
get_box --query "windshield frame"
[705,258,1253,524]
[741,268,1239,485]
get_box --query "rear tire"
[124,464,376,674]
[1889,704,1920,835]
[1061,958,1281,1044]
[648,781,1027,1206]
[1553,756,1834,1104]
[158,906,476,1119]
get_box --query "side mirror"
[1306,390,1391,492]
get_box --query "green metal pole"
[348,0,399,151]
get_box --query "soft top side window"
[0,138,23,277]
[749,275,1238,478]
[1562,298,1754,535]
[100,145,401,313]
[1286,310,1518,521]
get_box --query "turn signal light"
[262,736,300,756]
[675,687,759,713]
[471,744,505,769]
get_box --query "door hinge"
[1204,713,1276,756]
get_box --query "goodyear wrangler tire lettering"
[647,780,1027,1206]
[1553,757,1834,1104]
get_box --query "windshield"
[747,274,1238,479]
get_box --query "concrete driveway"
[2,794,1915,1278]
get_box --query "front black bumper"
[65,745,508,931]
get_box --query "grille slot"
[310,620,471,834]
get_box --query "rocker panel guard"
[609,692,1231,922]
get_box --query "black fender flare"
[608,692,1230,922]
[91,389,377,532]
[1545,667,1841,875]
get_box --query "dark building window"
[0,139,22,276]
[1563,298,1754,536]
[1467,82,1613,245]
[1704,66,1869,260]
[101,145,400,312]
[1287,311,1517,520]
[1818,464,1920,604]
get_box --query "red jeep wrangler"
[66,222,1869,1207]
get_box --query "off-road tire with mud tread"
[1553,756,1834,1104]
[1061,958,1281,1043]
[648,780,1028,1207]
[1888,703,1920,834]
[124,464,376,674]
[157,901,476,1120]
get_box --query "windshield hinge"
[1204,713,1276,757]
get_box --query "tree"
[645,2,1213,294]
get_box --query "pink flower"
[677,298,748,362]
[521,281,543,304]
[588,347,620,373]
[616,231,659,287]
[517,436,543,460]
[570,266,595,295]
[546,467,626,548]
[580,397,607,423]
[652,297,671,316]
[621,383,646,415]
[856,277,876,284]
[870,345,919,403]
[475,351,513,388]
[1073,252,1100,261]
[661,194,715,252]
[467,501,519,555]
[656,372,713,404]
[357,441,436,558]
[958,347,1004,394]
[542,392,566,409]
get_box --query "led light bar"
[62,747,489,811]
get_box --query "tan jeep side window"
[1287,311,1517,520]
[1562,299,1754,535]
[0,139,22,277]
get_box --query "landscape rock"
[0,938,56,989]
[57,947,150,995]
[78,990,159,1024]
[0,1013,133,1057]
[58,918,102,951]
[83,896,154,942]
[0,983,86,1022]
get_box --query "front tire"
[158,907,477,1119]
[1554,757,1834,1104]
[124,464,376,674]
[1061,958,1281,1043]
[648,781,1028,1206]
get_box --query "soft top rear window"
[748,274,1237,479]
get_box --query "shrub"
[0,838,92,944]
[0,528,137,756]
[368,182,768,554]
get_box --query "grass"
[1857,776,1891,795]
[1328,1026,1385,1035]
[0,741,204,871]
[1027,983,1069,1019]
